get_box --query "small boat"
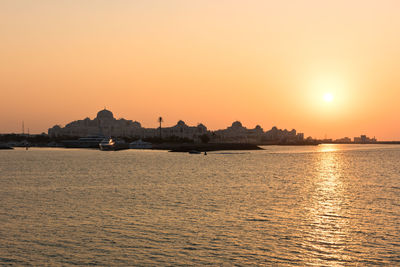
[99,138,129,151]
[188,150,201,154]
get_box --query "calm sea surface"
[1,145,400,265]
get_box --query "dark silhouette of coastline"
[47,109,308,145]
[2,133,400,152]
[1,109,395,152]
[0,143,13,149]
[0,133,320,152]
[157,143,263,152]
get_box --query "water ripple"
[1,145,400,265]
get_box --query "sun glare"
[323,93,334,102]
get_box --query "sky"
[1,0,400,140]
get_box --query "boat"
[188,150,201,154]
[99,138,129,151]
[62,135,105,148]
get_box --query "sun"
[323,93,334,102]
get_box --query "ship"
[62,135,105,148]
[99,138,129,151]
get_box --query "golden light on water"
[303,145,352,264]
[319,144,339,153]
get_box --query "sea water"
[1,144,400,265]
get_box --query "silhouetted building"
[157,120,207,140]
[263,127,304,143]
[48,109,306,144]
[212,122,304,144]
[48,109,144,137]
[48,109,208,141]
[334,137,352,143]
[212,121,264,143]
[353,135,377,144]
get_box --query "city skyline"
[1,1,400,140]
[6,108,377,143]
[0,104,395,141]
[46,108,305,143]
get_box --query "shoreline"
[3,142,400,153]
[158,143,263,152]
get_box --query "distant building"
[48,109,208,141]
[334,137,351,143]
[353,135,377,144]
[48,109,307,144]
[157,120,208,141]
[48,109,144,137]
[263,126,303,143]
[212,121,264,143]
[212,122,304,144]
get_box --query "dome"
[97,109,114,120]
[231,121,243,128]
[197,123,206,129]
[177,120,186,126]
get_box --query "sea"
[1,144,400,266]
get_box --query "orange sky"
[1,0,399,140]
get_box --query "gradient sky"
[1,0,400,140]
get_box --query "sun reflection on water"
[318,144,340,153]
[302,149,352,265]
